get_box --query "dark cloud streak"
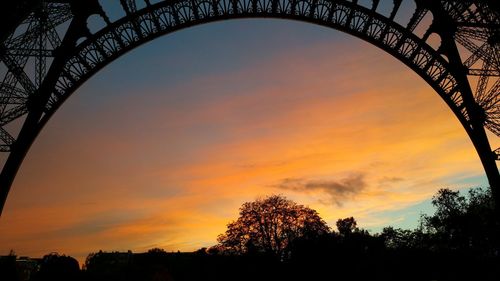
[274,174,366,206]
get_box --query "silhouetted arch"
[47,1,466,130]
[0,0,498,215]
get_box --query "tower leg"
[470,125,500,214]
[0,112,42,216]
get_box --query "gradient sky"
[0,18,497,263]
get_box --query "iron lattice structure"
[0,0,498,214]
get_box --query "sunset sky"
[0,19,497,263]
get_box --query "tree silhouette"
[33,253,80,281]
[336,217,359,236]
[216,195,330,258]
[420,187,498,253]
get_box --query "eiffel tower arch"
[0,0,499,215]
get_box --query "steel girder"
[0,0,498,215]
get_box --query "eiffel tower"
[0,0,498,215]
